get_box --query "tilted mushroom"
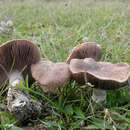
[31,60,71,93]
[66,42,102,63]
[69,58,130,103]
[0,39,41,121]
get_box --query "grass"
[0,0,130,129]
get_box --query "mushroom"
[66,42,102,63]
[0,39,41,121]
[31,59,71,93]
[69,58,130,102]
[0,39,41,87]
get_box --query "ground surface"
[0,0,130,130]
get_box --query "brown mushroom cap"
[31,60,71,93]
[0,39,41,86]
[69,58,130,90]
[66,42,102,63]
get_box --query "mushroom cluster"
[67,42,130,103]
[0,40,129,122]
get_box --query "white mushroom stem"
[7,70,24,112]
[9,71,23,87]
[92,89,106,103]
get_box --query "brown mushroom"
[31,60,71,93]
[69,58,130,90]
[0,39,41,122]
[0,39,41,87]
[70,58,130,103]
[66,42,102,63]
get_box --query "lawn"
[0,0,130,129]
